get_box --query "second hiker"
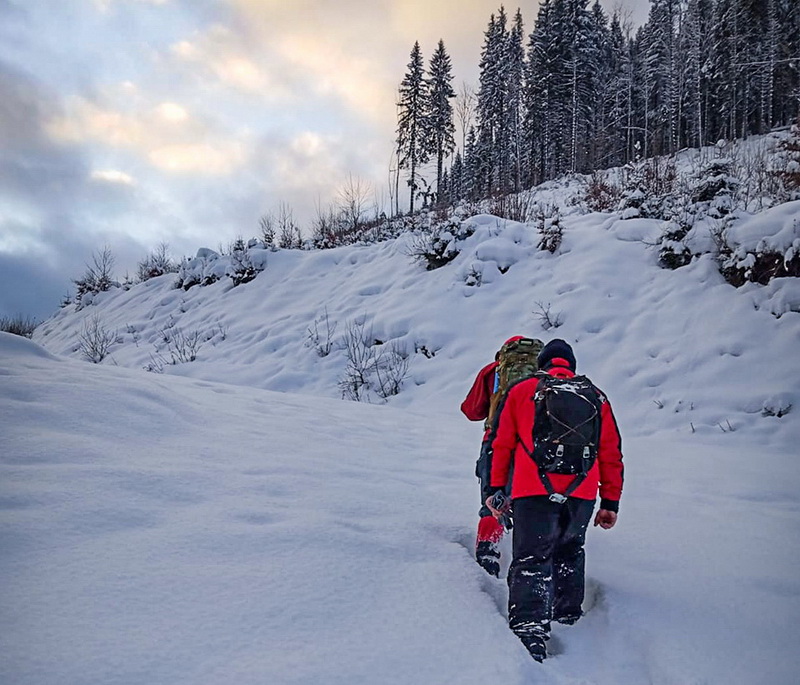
[460,335,543,576]
[485,338,624,662]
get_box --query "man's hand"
[594,509,617,529]
[485,492,511,520]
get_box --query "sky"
[0,0,650,321]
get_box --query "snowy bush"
[306,309,338,357]
[617,157,649,219]
[406,216,476,270]
[78,315,116,363]
[337,318,409,402]
[0,314,37,338]
[74,247,118,306]
[536,205,563,253]
[227,241,268,287]
[584,172,621,212]
[618,154,677,220]
[718,203,800,286]
[770,120,800,201]
[691,157,740,216]
[658,216,694,270]
[176,246,267,291]
[137,242,178,283]
[145,325,207,372]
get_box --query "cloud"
[93,0,171,12]
[45,95,248,176]
[170,26,282,97]
[155,102,188,122]
[148,142,245,175]
[90,169,136,185]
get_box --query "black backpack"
[523,373,603,503]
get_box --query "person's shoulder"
[477,360,498,376]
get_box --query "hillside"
[11,166,800,683]
[33,202,800,445]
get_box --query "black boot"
[517,633,547,662]
[475,540,500,577]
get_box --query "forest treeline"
[395,0,800,211]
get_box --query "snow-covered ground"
[4,204,800,683]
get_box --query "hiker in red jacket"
[460,335,526,577]
[485,339,624,662]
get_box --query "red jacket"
[489,362,624,510]
[460,361,498,422]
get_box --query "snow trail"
[3,333,799,683]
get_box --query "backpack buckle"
[549,493,568,504]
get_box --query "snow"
[5,200,800,683]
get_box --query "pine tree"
[450,150,464,202]
[476,7,510,196]
[523,0,560,184]
[562,0,597,173]
[506,9,526,193]
[586,0,613,171]
[463,125,481,200]
[638,0,682,156]
[396,41,430,214]
[606,12,634,166]
[427,39,456,204]
[679,0,711,148]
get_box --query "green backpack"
[485,337,544,430]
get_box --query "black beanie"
[537,338,576,371]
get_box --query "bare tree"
[338,173,371,233]
[137,242,177,282]
[74,246,116,303]
[78,315,116,363]
[277,202,301,248]
[454,81,477,154]
[311,198,340,247]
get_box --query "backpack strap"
[520,440,588,504]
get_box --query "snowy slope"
[7,203,800,683]
[2,331,800,685]
[33,207,800,445]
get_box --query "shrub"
[306,308,338,357]
[536,205,563,253]
[145,325,207,372]
[337,318,409,402]
[585,172,620,212]
[488,192,536,222]
[532,301,563,330]
[658,216,694,270]
[0,314,37,338]
[137,242,178,282]
[405,217,475,270]
[770,118,800,201]
[691,157,740,217]
[73,246,117,304]
[78,315,116,363]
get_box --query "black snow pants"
[475,439,494,517]
[507,495,594,638]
